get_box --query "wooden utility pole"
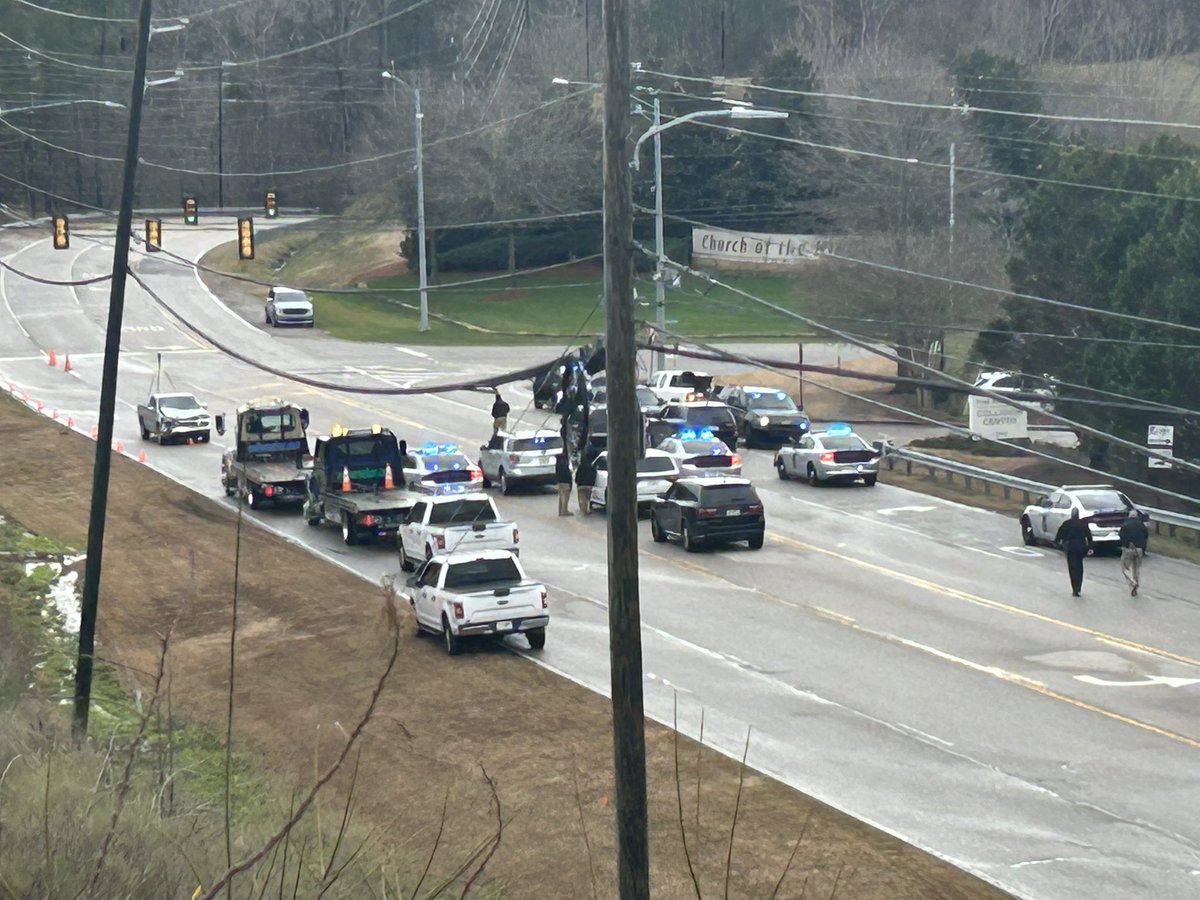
[602,0,650,896]
[73,0,154,742]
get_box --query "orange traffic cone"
[136,450,148,463]
[51,409,59,420]
[66,416,75,428]
[6,383,13,393]
[114,440,125,453]
[341,466,351,492]
[47,348,56,367]
[384,463,395,490]
[90,425,98,440]
[21,390,29,401]
[36,399,43,412]
[63,354,72,372]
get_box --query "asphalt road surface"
[4,221,1200,900]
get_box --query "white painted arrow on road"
[1074,674,1200,688]
[876,505,937,516]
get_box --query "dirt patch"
[0,395,1009,899]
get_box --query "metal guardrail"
[882,445,1200,544]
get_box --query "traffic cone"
[136,450,148,463]
[47,348,56,367]
[66,416,75,428]
[63,354,72,372]
[36,399,43,412]
[341,466,351,492]
[114,440,125,453]
[384,463,394,490]
[21,390,28,401]
[51,409,59,420]
[6,383,13,393]
[90,425,98,440]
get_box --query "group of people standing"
[1054,509,1149,597]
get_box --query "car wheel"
[526,627,546,651]
[650,514,667,543]
[748,531,764,550]
[741,423,752,448]
[1020,517,1036,546]
[807,464,820,487]
[223,477,236,497]
[682,523,700,553]
[265,308,271,325]
[479,463,492,488]
[442,616,461,656]
[342,514,356,546]
[398,543,412,572]
[140,424,150,440]
[499,469,511,495]
[776,457,789,480]
[199,430,211,444]
[245,488,258,509]
[863,474,877,487]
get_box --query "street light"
[631,101,788,369]
[382,69,429,332]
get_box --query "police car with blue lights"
[773,423,880,486]
[401,442,484,497]
[722,385,811,447]
[477,429,564,494]
[655,429,742,478]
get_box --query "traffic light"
[145,218,162,252]
[264,190,278,218]
[237,217,255,260]
[183,196,198,225]
[52,214,70,250]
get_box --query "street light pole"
[217,63,224,210]
[652,95,666,371]
[382,70,429,332]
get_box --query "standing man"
[575,449,597,515]
[1055,508,1091,597]
[555,451,574,517]
[490,390,510,437]
[1118,510,1149,596]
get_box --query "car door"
[789,435,814,474]
[1042,491,1070,538]
[414,560,442,627]
[661,484,687,534]
[401,501,428,558]
[592,454,609,505]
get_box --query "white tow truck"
[401,549,549,654]
[396,493,519,573]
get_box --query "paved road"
[4,222,1200,900]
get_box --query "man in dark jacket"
[555,451,574,516]
[490,391,510,436]
[1055,508,1091,597]
[575,450,598,515]
[1118,510,1149,596]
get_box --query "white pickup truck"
[402,550,548,654]
[647,369,714,405]
[396,493,519,573]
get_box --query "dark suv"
[722,385,811,447]
[650,477,765,552]
[657,401,739,450]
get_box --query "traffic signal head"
[145,218,162,252]
[237,217,255,260]
[183,196,198,225]
[265,190,278,218]
[52,214,70,250]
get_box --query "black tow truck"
[219,400,312,509]
[302,426,413,545]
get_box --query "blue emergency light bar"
[826,422,853,436]
[677,427,716,442]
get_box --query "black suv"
[650,477,765,552]
[657,401,739,449]
[722,385,811,447]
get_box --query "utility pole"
[414,85,429,331]
[217,63,224,210]
[652,94,666,372]
[73,0,154,742]
[602,0,649,896]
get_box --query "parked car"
[650,476,765,552]
[1019,484,1150,553]
[397,493,519,572]
[401,442,483,497]
[477,429,563,494]
[655,431,742,478]
[774,424,880,486]
[137,391,212,444]
[265,286,314,327]
[723,385,811,447]
[590,448,680,515]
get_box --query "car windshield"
[511,436,563,452]
[684,407,735,427]
[820,435,870,451]
[418,454,469,472]
[443,557,522,588]
[1074,490,1130,510]
[747,391,797,412]
[636,388,658,407]
[682,441,726,455]
[637,456,676,475]
[699,484,759,505]
[159,396,200,412]
[428,498,496,525]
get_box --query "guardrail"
[881,445,1200,545]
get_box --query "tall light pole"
[382,70,429,332]
[631,104,788,370]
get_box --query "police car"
[655,429,742,478]
[774,423,880,486]
[401,442,484,497]
[477,429,563,494]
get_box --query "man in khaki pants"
[555,451,574,516]
[1118,510,1149,596]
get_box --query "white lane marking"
[877,505,937,516]
[961,545,1009,560]
[346,364,492,418]
[1001,546,1044,558]
[894,722,954,747]
[191,265,262,334]
[1075,675,1200,688]
[394,346,429,358]
[0,242,37,339]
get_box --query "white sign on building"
[968,395,1028,441]
[691,227,832,268]
[1147,424,1175,469]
